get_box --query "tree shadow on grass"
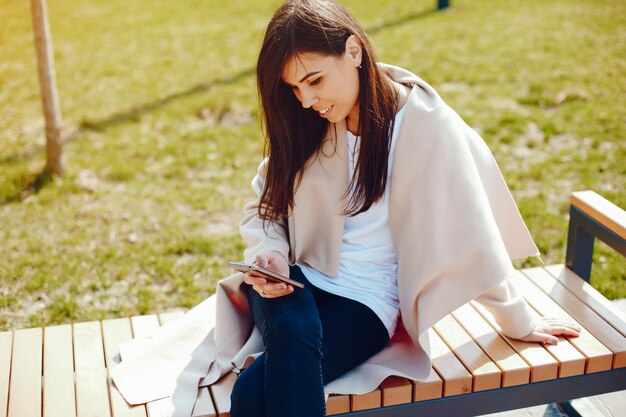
[1,5,442,203]
[76,67,255,133]
[1,167,54,205]
[0,68,255,205]
[70,7,440,136]
[367,8,439,35]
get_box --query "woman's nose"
[300,90,318,109]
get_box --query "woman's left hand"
[517,317,581,345]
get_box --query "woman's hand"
[518,317,581,345]
[243,252,293,299]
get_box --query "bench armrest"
[566,190,626,282]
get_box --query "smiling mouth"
[317,105,333,117]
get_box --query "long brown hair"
[256,0,398,221]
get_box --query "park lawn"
[0,0,624,330]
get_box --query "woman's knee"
[265,314,322,354]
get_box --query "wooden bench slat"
[74,321,111,417]
[350,388,381,411]
[209,371,237,417]
[131,315,172,417]
[158,310,185,324]
[512,297,587,379]
[74,321,106,371]
[452,304,530,387]
[129,314,160,338]
[144,397,172,416]
[545,264,626,338]
[192,387,217,417]
[410,368,443,402]
[130,315,160,338]
[470,301,559,382]
[76,369,112,417]
[8,328,42,417]
[3,266,614,417]
[379,376,412,407]
[102,318,133,369]
[0,331,12,417]
[43,324,77,417]
[523,267,626,369]
[498,277,586,378]
[132,314,218,416]
[326,394,350,415]
[571,190,626,239]
[427,328,472,396]
[433,314,501,391]
[509,272,613,373]
[541,334,587,378]
[102,318,147,417]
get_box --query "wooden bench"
[1,190,624,417]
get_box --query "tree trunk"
[30,0,63,176]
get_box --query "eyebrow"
[299,71,321,83]
[284,70,322,87]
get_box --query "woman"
[229,1,579,416]
[110,1,580,416]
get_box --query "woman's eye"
[309,77,322,86]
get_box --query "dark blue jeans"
[230,265,390,417]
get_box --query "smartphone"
[229,262,305,289]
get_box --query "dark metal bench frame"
[567,205,626,281]
[335,199,626,416]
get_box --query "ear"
[344,35,363,67]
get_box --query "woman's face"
[281,36,362,127]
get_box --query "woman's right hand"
[243,252,293,298]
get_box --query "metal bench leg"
[566,204,626,283]
[565,206,595,282]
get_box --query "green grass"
[1,0,624,330]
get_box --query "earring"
[358,64,362,69]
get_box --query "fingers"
[544,325,581,337]
[244,274,293,298]
[539,317,581,337]
[243,274,266,285]
[535,333,559,345]
[518,316,583,345]
[543,317,581,329]
[255,254,270,269]
[254,252,290,277]
[520,330,559,345]
[253,255,275,273]
[253,282,294,298]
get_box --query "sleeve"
[239,158,291,264]
[474,279,536,339]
